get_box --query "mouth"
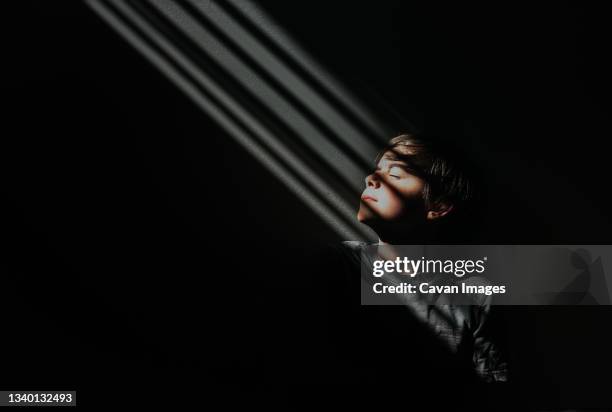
[361,195,378,202]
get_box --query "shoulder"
[340,240,368,250]
[338,240,368,263]
[310,240,369,265]
[305,241,371,290]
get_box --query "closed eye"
[388,165,407,179]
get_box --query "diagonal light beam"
[144,0,366,194]
[224,0,389,140]
[86,0,376,241]
[182,0,382,162]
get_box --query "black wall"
[1,1,611,408]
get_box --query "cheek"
[374,180,426,220]
[374,188,406,219]
[399,177,425,194]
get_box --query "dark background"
[1,1,611,409]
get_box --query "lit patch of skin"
[358,152,427,222]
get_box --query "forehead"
[378,149,414,165]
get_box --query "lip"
[361,195,378,202]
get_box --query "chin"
[357,212,379,229]
[357,206,372,223]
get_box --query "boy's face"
[357,150,428,226]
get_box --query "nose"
[365,171,381,188]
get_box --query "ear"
[426,201,453,221]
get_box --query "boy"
[311,134,509,390]
[286,134,510,409]
[351,133,508,383]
